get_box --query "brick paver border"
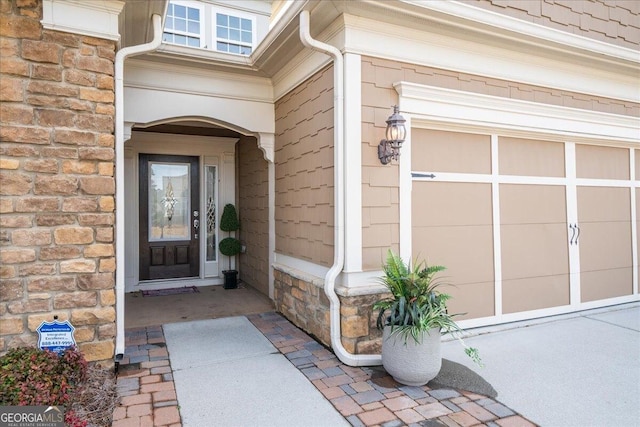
[247,313,537,427]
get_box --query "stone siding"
[0,0,116,363]
[274,266,386,354]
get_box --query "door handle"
[193,210,199,239]
[569,224,576,245]
[569,223,581,245]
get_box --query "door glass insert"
[206,165,217,261]
[149,162,190,241]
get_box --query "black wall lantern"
[378,105,407,165]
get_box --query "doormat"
[141,286,200,297]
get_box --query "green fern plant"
[374,250,482,366]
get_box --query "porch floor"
[124,283,274,329]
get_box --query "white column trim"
[491,135,502,317]
[565,142,581,307]
[268,162,275,299]
[631,149,638,296]
[399,115,412,263]
[343,53,363,272]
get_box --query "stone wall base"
[273,265,388,355]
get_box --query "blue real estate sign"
[36,320,76,355]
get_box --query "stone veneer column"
[274,266,388,356]
[0,0,117,363]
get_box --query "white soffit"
[396,82,640,144]
[342,14,639,104]
[42,0,124,41]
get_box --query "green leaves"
[375,251,454,338]
[374,250,482,366]
[219,203,240,232]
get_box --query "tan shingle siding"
[238,136,270,295]
[274,65,335,266]
[465,0,640,49]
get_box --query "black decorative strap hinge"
[411,173,436,179]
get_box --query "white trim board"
[396,83,640,144]
[42,0,124,41]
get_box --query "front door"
[139,154,200,280]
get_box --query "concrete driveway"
[441,303,640,427]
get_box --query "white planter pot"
[381,326,442,386]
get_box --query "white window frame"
[212,7,257,56]
[163,0,205,49]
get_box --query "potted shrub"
[374,250,481,386]
[218,203,241,289]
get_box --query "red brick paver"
[114,313,537,427]
[114,326,181,427]
[247,312,538,427]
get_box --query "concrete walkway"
[441,303,640,427]
[163,316,348,426]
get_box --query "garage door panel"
[411,129,491,174]
[577,186,630,223]
[500,184,567,225]
[577,185,633,302]
[412,225,494,285]
[445,281,495,320]
[581,267,633,302]
[503,275,570,314]
[499,136,565,177]
[501,223,569,280]
[576,144,629,180]
[412,178,494,322]
[412,182,492,227]
[578,221,632,271]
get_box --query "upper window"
[214,12,254,55]
[162,1,260,56]
[163,1,204,48]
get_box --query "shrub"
[218,236,242,257]
[219,203,240,232]
[0,346,88,426]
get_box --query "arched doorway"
[120,119,274,328]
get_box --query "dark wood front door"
[139,154,200,280]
